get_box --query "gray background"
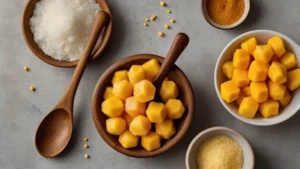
[0,0,299,168]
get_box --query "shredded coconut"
[30,0,100,61]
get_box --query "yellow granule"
[196,135,243,169]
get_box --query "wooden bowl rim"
[21,0,113,68]
[91,54,195,158]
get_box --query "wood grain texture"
[91,53,194,158]
[35,12,110,158]
[21,0,113,68]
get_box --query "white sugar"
[30,0,100,61]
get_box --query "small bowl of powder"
[186,127,254,169]
[22,0,112,68]
[201,0,250,29]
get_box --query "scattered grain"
[160,2,166,6]
[30,86,36,92]
[159,32,165,37]
[24,66,29,71]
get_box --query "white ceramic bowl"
[215,30,300,126]
[186,127,254,169]
[201,0,250,29]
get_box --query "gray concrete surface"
[1,0,299,168]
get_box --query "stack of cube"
[221,36,300,119]
[101,59,186,151]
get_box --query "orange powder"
[206,0,245,25]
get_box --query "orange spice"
[206,0,245,25]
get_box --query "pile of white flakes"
[30,0,100,61]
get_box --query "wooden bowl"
[22,0,113,68]
[92,54,194,158]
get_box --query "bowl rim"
[214,29,300,126]
[91,54,195,158]
[200,0,251,30]
[185,126,254,169]
[21,0,113,68]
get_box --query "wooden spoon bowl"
[22,0,113,68]
[91,54,194,158]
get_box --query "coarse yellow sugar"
[196,135,243,169]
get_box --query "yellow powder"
[206,0,245,25]
[196,135,243,169]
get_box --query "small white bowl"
[201,0,250,29]
[215,30,300,126]
[186,127,254,169]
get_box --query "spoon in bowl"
[153,33,190,89]
[35,11,109,158]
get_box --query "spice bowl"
[91,54,194,158]
[22,0,113,68]
[186,127,254,169]
[215,30,300,126]
[201,0,250,29]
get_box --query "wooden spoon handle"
[154,33,189,87]
[59,11,109,109]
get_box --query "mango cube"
[241,37,257,55]
[125,96,146,117]
[280,52,298,70]
[287,69,300,91]
[112,70,129,85]
[232,69,250,87]
[141,131,161,151]
[238,97,259,118]
[165,99,185,120]
[146,102,167,123]
[103,86,114,100]
[113,80,133,100]
[268,80,287,100]
[250,82,268,103]
[159,80,179,102]
[233,49,250,70]
[155,119,176,139]
[259,100,279,118]
[106,117,127,135]
[129,115,151,136]
[102,97,124,117]
[242,86,251,96]
[122,112,133,126]
[253,45,273,62]
[222,61,234,79]
[119,130,139,149]
[279,90,292,107]
[128,65,147,85]
[142,59,161,82]
[268,62,287,84]
[134,80,156,103]
[235,92,245,106]
[248,60,269,82]
[268,36,286,58]
[220,80,240,103]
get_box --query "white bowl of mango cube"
[215,30,300,126]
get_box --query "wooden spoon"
[35,11,109,158]
[154,33,190,88]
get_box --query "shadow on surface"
[253,147,273,169]
[89,1,128,71]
